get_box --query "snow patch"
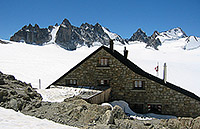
[102,27,119,40]
[0,107,78,129]
[48,25,60,43]
[184,36,200,50]
[102,100,177,120]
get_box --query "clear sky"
[0,0,199,40]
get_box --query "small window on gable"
[98,79,109,86]
[66,79,77,86]
[99,58,109,66]
[133,80,145,90]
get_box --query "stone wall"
[54,48,200,117]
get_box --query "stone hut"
[47,42,200,117]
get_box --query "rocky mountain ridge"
[10,18,189,50]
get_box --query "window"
[132,104,144,113]
[66,79,77,86]
[99,58,109,66]
[98,80,109,86]
[133,80,145,90]
[147,104,162,114]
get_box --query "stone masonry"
[52,46,200,117]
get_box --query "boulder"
[0,79,5,85]
[0,89,9,102]
[192,116,200,129]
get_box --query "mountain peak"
[157,27,188,42]
[61,18,71,26]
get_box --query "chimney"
[124,47,128,58]
[163,63,167,83]
[110,40,114,51]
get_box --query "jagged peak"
[61,18,71,26]
[161,27,187,37]
[136,28,145,33]
[34,24,40,29]
[153,30,159,35]
[27,24,33,28]
[151,31,160,39]
[80,22,92,29]
[55,23,59,26]
[186,36,198,43]
[95,22,102,27]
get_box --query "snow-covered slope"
[157,27,187,42]
[102,27,125,45]
[0,107,78,129]
[48,25,60,44]
[184,36,200,50]
[0,39,200,97]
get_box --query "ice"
[0,107,78,129]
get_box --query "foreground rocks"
[0,71,42,112]
[0,71,200,129]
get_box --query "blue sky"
[0,0,199,40]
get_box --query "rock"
[10,24,51,45]
[97,110,114,125]
[112,105,127,119]
[10,18,126,50]
[178,117,193,128]
[129,28,161,49]
[0,39,9,44]
[9,98,23,111]
[192,116,200,129]
[129,28,149,43]
[0,78,5,85]
[6,75,15,80]
[55,19,75,50]
[0,89,9,102]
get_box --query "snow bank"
[102,100,177,120]
[37,86,102,102]
[184,36,200,50]
[0,107,78,129]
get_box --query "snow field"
[0,107,78,129]
[0,38,200,96]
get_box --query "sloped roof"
[47,46,200,102]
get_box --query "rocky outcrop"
[0,39,9,44]
[10,24,51,45]
[55,19,113,50]
[0,71,42,111]
[129,29,161,49]
[129,28,149,43]
[10,18,126,50]
[55,19,75,50]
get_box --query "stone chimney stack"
[110,40,114,51]
[124,47,128,58]
[163,63,167,83]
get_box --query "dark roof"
[47,46,200,102]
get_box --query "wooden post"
[39,79,41,89]
[163,63,167,83]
